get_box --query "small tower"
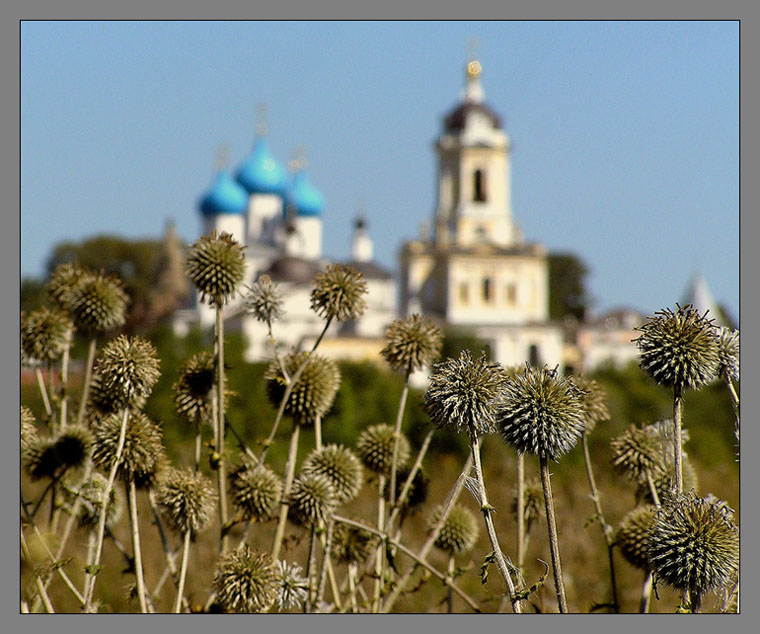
[198,147,248,244]
[351,206,374,262]
[682,272,727,325]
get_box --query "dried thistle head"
[91,411,164,484]
[46,262,90,311]
[25,426,92,479]
[213,546,280,613]
[173,351,216,424]
[264,350,340,426]
[275,560,309,612]
[636,455,699,505]
[356,423,410,476]
[647,493,739,608]
[497,366,586,461]
[288,472,337,527]
[70,472,125,530]
[25,437,61,480]
[424,350,504,439]
[332,521,375,565]
[244,275,284,324]
[716,327,739,382]
[300,444,363,505]
[185,231,246,307]
[571,375,610,434]
[511,476,543,532]
[610,423,667,484]
[429,504,480,555]
[635,304,720,393]
[21,406,37,458]
[228,460,282,523]
[310,263,368,322]
[94,335,161,403]
[66,271,128,334]
[21,307,73,364]
[86,373,147,422]
[616,505,657,571]
[156,467,215,535]
[380,314,443,373]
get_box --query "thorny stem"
[640,571,653,613]
[76,338,97,427]
[215,305,229,553]
[386,428,434,532]
[347,563,359,613]
[304,527,318,612]
[21,528,55,613]
[174,530,192,613]
[372,474,387,612]
[127,480,149,613]
[271,422,301,561]
[581,432,619,612]
[517,452,525,571]
[388,366,412,512]
[35,366,53,418]
[447,555,455,613]
[673,390,684,496]
[540,455,568,613]
[317,521,334,606]
[724,375,739,457]
[59,340,71,431]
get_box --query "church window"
[473,169,487,202]
[459,282,469,306]
[528,344,541,367]
[482,277,492,303]
[506,283,517,306]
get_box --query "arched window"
[482,277,492,303]
[506,283,517,306]
[473,169,487,202]
[528,344,541,367]
[459,282,469,306]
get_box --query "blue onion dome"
[235,138,288,195]
[199,170,249,217]
[284,170,325,217]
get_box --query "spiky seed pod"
[66,271,128,334]
[511,476,544,530]
[635,304,720,393]
[52,425,93,471]
[716,327,740,382]
[91,411,164,483]
[300,444,363,505]
[429,504,480,555]
[264,350,340,426]
[156,467,215,535]
[310,263,368,322]
[636,456,699,505]
[647,493,739,607]
[94,335,161,403]
[332,521,375,565]
[610,423,667,484]
[380,314,443,373]
[615,505,657,571]
[356,423,410,475]
[25,438,61,480]
[228,460,282,522]
[86,373,147,422]
[383,467,429,513]
[424,350,504,438]
[21,308,73,364]
[21,406,37,458]
[275,560,309,612]
[288,472,337,527]
[213,546,280,613]
[173,351,216,424]
[571,375,611,434]
[133,448,168,491]
[71,472,125,530]
[244,275,284,324]
[497,366,586,461]
[185,230,246,307]
[46,262,90,311]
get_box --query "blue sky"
[21,21,739,319]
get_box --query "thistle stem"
[76,338,97,427]
[59,341,71,431]
[447,555,455,613]
[724,375,739,456]
[470,434,522,613]
[640,571,653,613]
[347,563,359,613]
[271,422,301,561]
[581,432,619,612]
[540,454,568,613]
[35,366,53,418]
[127,480,149,613]
[317,521,334,606]
[304,527,318,612]
[388,367,411,513]
[174,530,192,613]
[21,528,55,613]
[517,452,525,571]
[673,390,684,496]
[386,428,434,531]
[372,474,387,613]
[215,305,229,553]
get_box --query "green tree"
[548,252,591,321]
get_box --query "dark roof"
[345,260,393,280]
[262,256,321,285]
[444,102,502,132]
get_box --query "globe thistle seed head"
[497,366,586,461]
[244,275,285,324]
[635,304,720,393]
[511,476,544,531]
[21,307,73,364]
[46,262,90,311]
[94,335,161,403]
[21,406,38,458]
[91,411,164,483]
[310,263,368,322]
[571,375,611,434]
[636,455,698,505]
[380,314,443,373]
[86,373,147,422]
[186,231,246,307]
[156,467,215,535]
[383,467,429,513]
[173,351,216,424]
[424,350,504,438]
[429,504,480,555]
[133,448,168,491]
[301,444,363,505]
[264,350,340,426]
[275,560,309,612]
[332,521,375,565]
[610,423,668,484]
[51,425,93,471]
[356,423,410,475]
[647,492,739,605]
[616,505,657,571]
[25,437,61,480]
[228,460,282,522]
[716,327,739,382]
[66,272,128,334]
[70,472,125,530]
[289,472,337,527]
[213,546,280,613]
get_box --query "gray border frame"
[7,4,752,634]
